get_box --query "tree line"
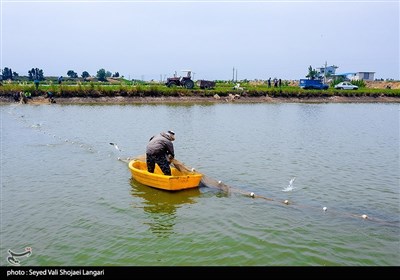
[1,67,120,82]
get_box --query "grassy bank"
[1,80,399,101]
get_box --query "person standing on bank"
[146,130,175,176]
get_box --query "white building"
[353,72,375,81]
[316,65,338,78]
[314,64,375,81]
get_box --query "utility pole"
[235,68,238,82]
[232,67,235,82]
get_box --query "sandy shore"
[1,95,399,105]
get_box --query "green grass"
[1,80,399,99]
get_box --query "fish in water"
[110,142,122,152]
[282,177,296,192]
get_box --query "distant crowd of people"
[267,77,282,88]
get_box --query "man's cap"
[166,130,175,141]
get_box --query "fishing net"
[170,158,233,192]
[170,158,250,194]
[117,153,400,225]
[118,154,146,164]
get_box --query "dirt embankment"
[364,81,400,89]
[2,95,399,105]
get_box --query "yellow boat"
[128,159,203,191]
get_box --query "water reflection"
[130,178,200,237]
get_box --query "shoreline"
[1,95,399,105]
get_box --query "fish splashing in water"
[110,142,122,152]
[282,177,296,192]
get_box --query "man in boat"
[146,130,175,176]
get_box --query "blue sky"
[1,0,399,81]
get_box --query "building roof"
[334,72,356,76]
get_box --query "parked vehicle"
[165,70,194,89]
[299,79,329,90]
[334,82,358,90]
[197,79,216,89]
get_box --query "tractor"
[165,70,195,89]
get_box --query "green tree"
[306,65,318,80]
[97,68,107,82]
[1,67,14,80]
[67,70,78,78]
[28,68,44,81]
[82,71,90,80]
